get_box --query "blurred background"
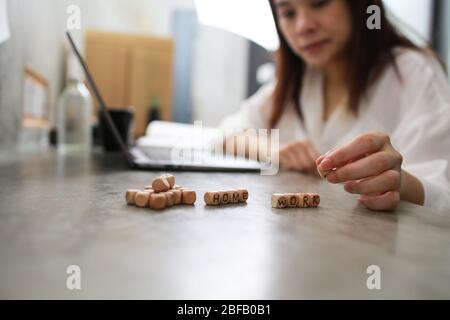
[0,0,449,148]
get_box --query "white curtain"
[383,0,433,45]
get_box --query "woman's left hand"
[316,132,403,211]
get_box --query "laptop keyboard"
[138,146,258,166]
[129,145,263,171]
[142,147,177,161]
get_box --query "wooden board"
[85,30,174,137]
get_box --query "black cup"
[99,108,134,152]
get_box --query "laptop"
[66,32,262,172]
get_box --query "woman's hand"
[316,132,404,211]
[279,140,320,173]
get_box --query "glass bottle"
[57,53,93,154]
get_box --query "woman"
[220,0,450,211]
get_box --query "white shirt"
[220,48,450,209]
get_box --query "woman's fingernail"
[316,155,324,165]
[320,158,333,170]
[344,182,353,192]
[326,171,339,183]
[358,198,367,208]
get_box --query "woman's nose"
[294,10,317,36]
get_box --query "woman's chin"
[295,44,335,67]
[299,52,333,69]
[302,58,330,69]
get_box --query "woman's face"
[274,0,352,68]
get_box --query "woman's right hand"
[279,140,320,173]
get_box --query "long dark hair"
[268,0,420,128]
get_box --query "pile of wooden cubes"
[125,174,196,210]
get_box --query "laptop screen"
[66,31,134,165]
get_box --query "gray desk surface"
[0,148,449,299]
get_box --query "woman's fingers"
[316,155,325,166]
[315,133,404,211]
[279,144,293,166]
[358,191,400,211]
[316,147,335,166]
[279,148,288,168]
[279,149,291,169]
[318,132,389,171]
[326,151,398,184]
[280,148,298,170]
[344,170,401,195]
[291,148,310,171]
[279,141,317,172]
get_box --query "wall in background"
[192,26,249,126]
[383,0,433,45]
[435,0,450,72]
[0,0,249,146]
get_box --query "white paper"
[137,121,223,150]
[0,0,10,44]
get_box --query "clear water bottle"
[57,53,93,154]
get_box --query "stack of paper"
[136,121,224,150]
